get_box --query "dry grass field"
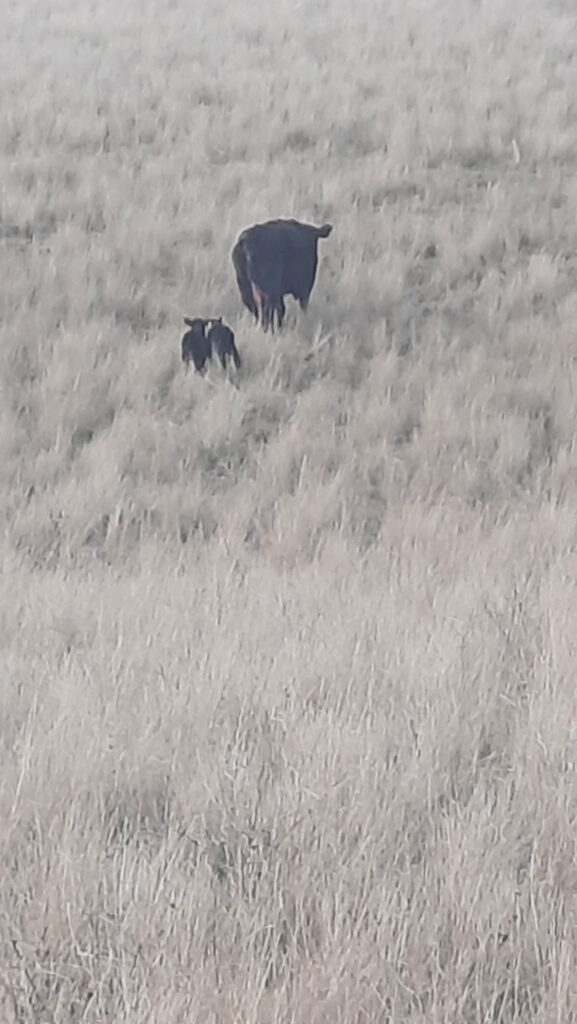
[2,0,577,1020]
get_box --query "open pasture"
[2,0,577,1020]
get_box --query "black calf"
[207,318,241,370]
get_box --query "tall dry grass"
[2,0,577,1020]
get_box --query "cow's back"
[238,221,291,296]
[280,221,320,296]
[241,221,292,261]
[232,218,330,319]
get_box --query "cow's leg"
[264,298,273,332]
[266,295,279,333]
[251,282,266,327]
[276,296,286,329]
[260,291,274,332]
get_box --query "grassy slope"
[2,0,577,1020]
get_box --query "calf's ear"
[317,223,333,238]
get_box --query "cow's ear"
[318,224,333,238]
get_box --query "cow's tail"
[232,239,258,317]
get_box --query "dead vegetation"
[2,0,577,1020]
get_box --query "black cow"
[207,317,241,369]
[231,219,333,332]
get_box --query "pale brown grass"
[2,0,577,1020]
